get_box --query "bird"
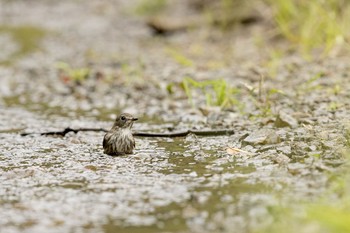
[103,113,138,155]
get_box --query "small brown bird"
[103,113,138,155]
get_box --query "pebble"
[275,111,298,128]
[243,129,280,145]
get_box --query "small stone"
[273,154,291,165]
[199,106,221,116]
[189,171,198,177]
[277,145,292,155]
[85,165,97,171]
[308,145,317,151]
[275,111,298,128]
[243,129,280,145]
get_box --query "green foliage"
[134,0,167,16]
[328,102,340,112]
[344,126,350,149]
[181,77,240,108]
[166,83,174,95]
[307,205,350,233]
[269,0,350,58]
[55,62,90,83]
[258,88,284,117]
[0,25,46,65]
[166,48,194,67]
[297,72,324,94]
[244,76,285,117]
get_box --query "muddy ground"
[1,0,350,233]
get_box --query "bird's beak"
[132,117,138,121]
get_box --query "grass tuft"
[181,77,240,108]
[269,0,350,58]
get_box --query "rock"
[277,145,292,155]
[199,106,221,116]
[275,111,298,128]
[272,154,291,165]
[243,129,280,145]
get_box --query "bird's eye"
[121,116,126,121]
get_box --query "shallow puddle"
[3,134,284,231]
[0,103,329,233]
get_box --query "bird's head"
[114,113,138,128]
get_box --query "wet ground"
[1,0,350,233]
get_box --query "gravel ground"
[1,0,350,233]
